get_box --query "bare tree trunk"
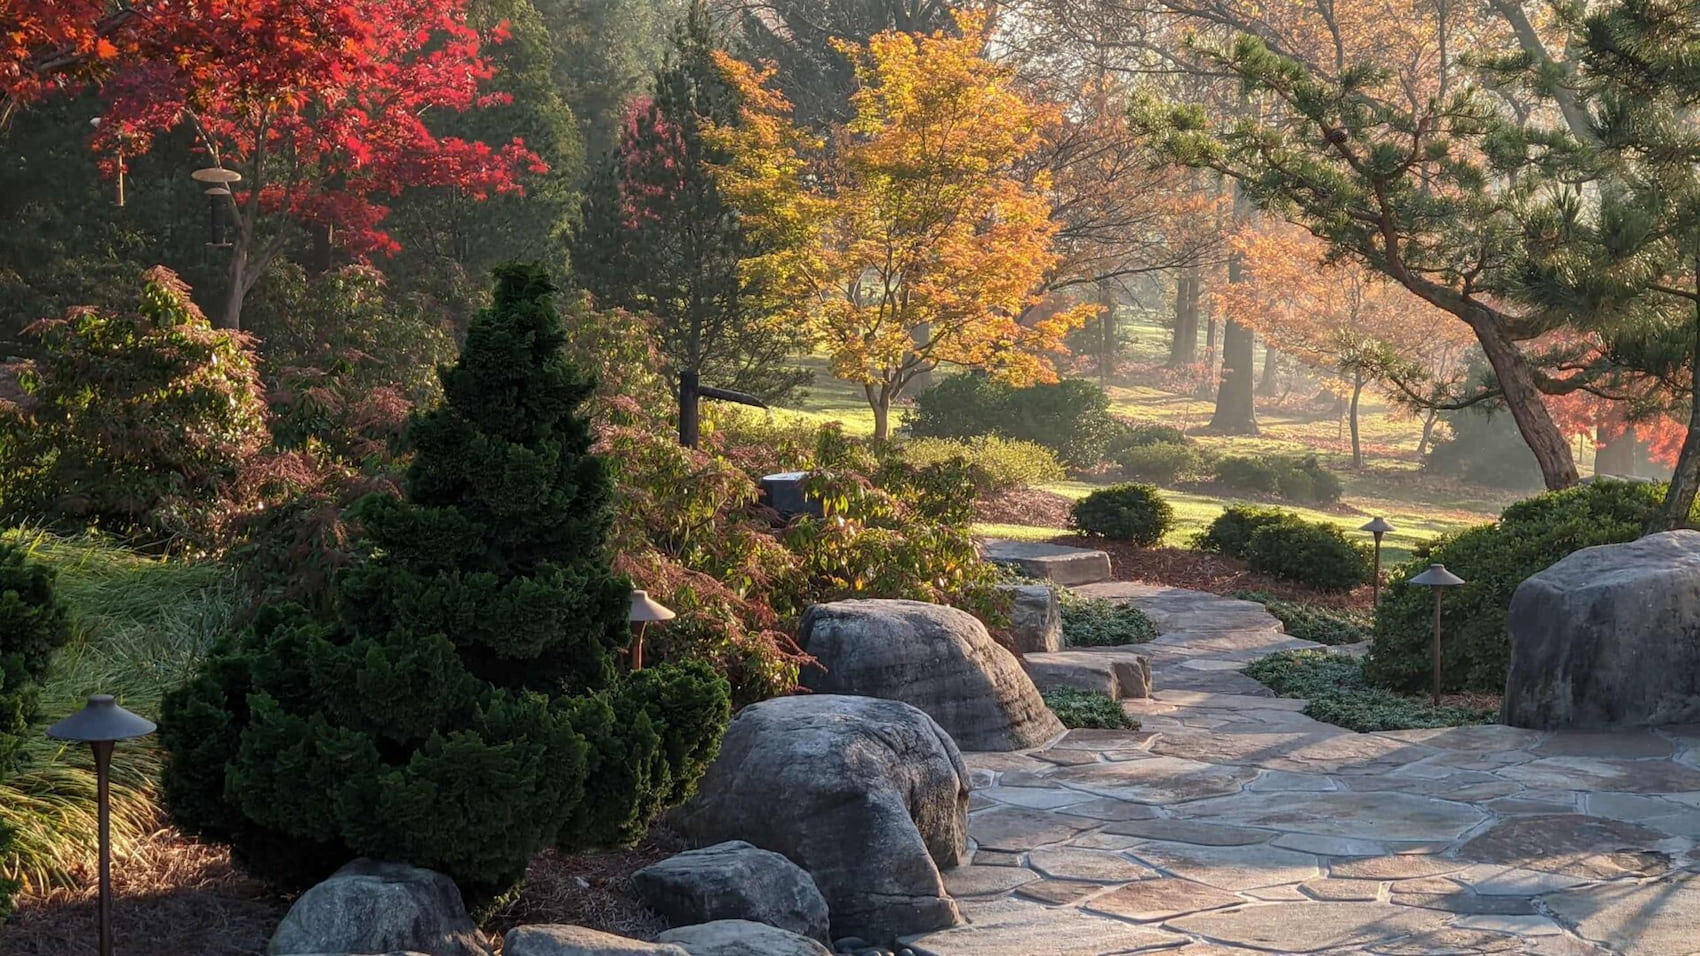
[1594,423,1638,478]
[220,246,248,331]
[1211,321,1259,434]
[1168,268,1200,367]
[1417,408,1440,458]
[1653,301,1700,531]
[1258,346,1281,396]
[1468,310,1579,490]
[1098,279,1116,386]
[870,386,892,441]
[1349,371,1365,467]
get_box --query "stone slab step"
[982,539,1111,586]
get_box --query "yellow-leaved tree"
[719,11,1095,439]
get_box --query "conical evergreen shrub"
[160,265,730,894]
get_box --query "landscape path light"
[47,694,157,956]
[1409,563,1466,707]
[190,166,242,248]
[1359,516,1396,606]
[627,590,676,671]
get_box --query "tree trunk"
[870,386,892,441]
[1417,408,1440,458]
[1168,269,1200,367]
[1258,346,1281,396]
[1210,320,1259,434]
[1652,304,1700,531]
[1205,315,1218,368]
[1098,279,1117,385]
[220,246,248,331]
[1468,310,1579,490]
[1349,372,1365,467]
[1594,423,1638,478]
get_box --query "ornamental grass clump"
[159,265,730,897]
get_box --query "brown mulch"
[1048,537,1376,613]
[975,487,1074,528]
[482,831,684,948]
[0,828,286,956]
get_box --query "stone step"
[982,539,1111,586]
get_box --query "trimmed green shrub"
[159,266,731,896]
[1115,423,1189,449]
[1366,480,1672,695]
[1231,591,1370,646]
[1194,506,1301,560]
[896,436,1066,494]
[1061,592,1157,646]
[1214,454,1344,505]
[1114,442,1202,485]
[0,268,271,550]
[0,540,72,920]
[1070,483,1174,546]
[1042,688,1140,730]
[1244,521,1371,593]
[1213,456,1280,494]
[0,541,74,773]
[905,374,1119,467]
[1246,650,1496,732]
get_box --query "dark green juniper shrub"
[159,266,731,896]
[1367,480,1676,694]
[1042,688,1139,730]
[1060,592,1157,646]
[1070,483,1173,546]
[1243,521,1371,593]
[1246,650,1495,732]
[0,540,73,920]
[1194,505,1300,559]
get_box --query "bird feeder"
[190,167,241,248]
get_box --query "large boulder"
[1505,530,1700,729]
[998,584,1062,654]
[676,695,969,943]
[503,926,685,956]
[799,599,1064,751]
[657,920,832,956]
[269,860,490,956]
[631,841,829,942]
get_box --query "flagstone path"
[905,583,1700,955]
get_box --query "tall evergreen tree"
[160,264,729,894]
[572,3,812,403]
[538,0,673,164]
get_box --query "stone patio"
[904,584,1700,955]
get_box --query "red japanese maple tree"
[5,0,543,329]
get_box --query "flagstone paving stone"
[899,585,1700,955]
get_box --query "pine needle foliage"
[159,265,730,897]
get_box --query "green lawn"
[771,328,1523,562]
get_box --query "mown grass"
[2,529,236,895]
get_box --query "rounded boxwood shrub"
[0,539,72,920]
[1214,454,1343,505]
[1195,505,1301,560]
[905,374,1119,468]
[896,436,1065,493]
[1244,520,1371,593]
[1365,480,1672,695]
[1213,455,1281,494]
[1114,442,1202,485]
[159,266,731,896]
[1070,483,1174,546]
[1116,423,1189,448]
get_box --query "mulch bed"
[0,828,285,956]
[0,823,681,956]
[975,487,1074,528]
[1048,537,1375,613]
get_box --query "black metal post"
[92,739,114,956]
[1430,589,1443,708]
[1371,531,1384,606]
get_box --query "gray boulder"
[676,695,969,942]
[632,841,829,942]
[799,599,1064,751]
[503,926,687,956]
[1505,530,1700,729]
[658,920,832,956]
[981,539,1111,586]
[998,584,1062,654]
[269,860,490,956]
